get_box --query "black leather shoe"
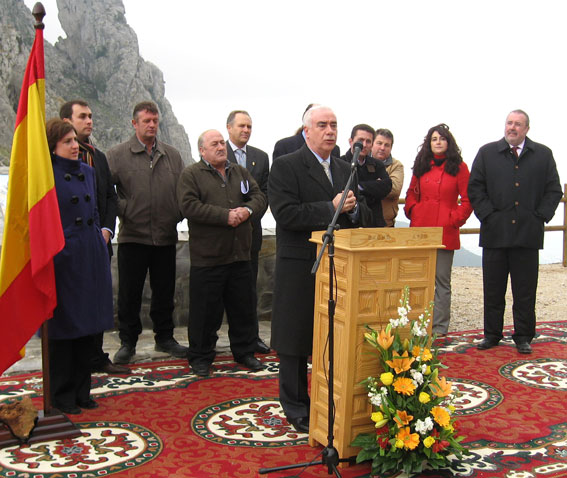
[155,339,188,358]
[54,403,82,415]
[517,343,532,354]
[99,361,131,374]
[77,399,99,410]
[255,339,271,354]
[288,416,309,434]
[477,338,500,350]
[191,361,210,377]
[238,355,264,371]
[114,344,135,364]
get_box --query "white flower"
[421,364,428,374]
[410,369,424,385]
[380,387,388,396]
[370,394,382,407]
[415,417,434,435]
[400,316,409,326]
[390,318,401,328]
[397,306,408,317]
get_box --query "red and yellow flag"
[0,25,64,374]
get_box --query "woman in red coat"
[404,124,473,336]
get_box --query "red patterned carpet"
[0,321,566,478]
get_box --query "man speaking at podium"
[268,105,371,433]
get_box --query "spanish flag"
[0,23,64,374]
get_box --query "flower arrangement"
[351,286,467,475]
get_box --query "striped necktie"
[321,160,332,184]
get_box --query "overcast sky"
[22,0,567,261]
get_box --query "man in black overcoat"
[340,124,392,227]
[225,110,271,354]
[268,106,371,433]
[468,109,562,354]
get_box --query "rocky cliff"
[0,0,193,165]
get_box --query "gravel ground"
[449,263,566,332]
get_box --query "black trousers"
[250,249,260,338]
[482,247,539,345]
[187,261,257,365]
[49,336,92,408]
[278,354,310,419]
[117,243,176,347]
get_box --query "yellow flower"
[431,376,453,398]
[380,372,394,386]
[423,436,435,448]
[411,345,421,357]
[371,411,388,428]
[393,377,416,396]
[419,392,431,404]
[397,426,420,450]
[431,406,451,427]
[448,404,456,413]
[395,439,404,449]
[377,329,394,350]
[385,350,415,374]
[394,410,413,427]
[424,365,432,375]
[444,423,454,433]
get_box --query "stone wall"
[109,234,276,328]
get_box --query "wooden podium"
[308,227,443,459]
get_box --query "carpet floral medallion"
[0,321,566,477]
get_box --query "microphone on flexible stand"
[350,142,363,170]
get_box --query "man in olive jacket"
[177,129,267,377]
[107,101,188,364]
[468,109,562,354]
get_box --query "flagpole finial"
[32,2,46,30]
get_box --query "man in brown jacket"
[107,101,188,364]
[177,129,267,377]
[372,129,404,227]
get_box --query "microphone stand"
[260,146,362,477]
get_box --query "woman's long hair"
[412,123,463,177]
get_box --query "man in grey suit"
[226,110,270,354]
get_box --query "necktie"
[321,160,332,184]
[512,146,519,158]
[235,149,246,167]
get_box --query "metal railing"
[399,183,567,267]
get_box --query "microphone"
[351,141,363,170]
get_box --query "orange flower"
[394,410,413,426]
[411,345,433,362]
[385,350,415,374]
[396,426,420,450]
[431,376,453,397]
[393,377,416,396]
[377,328,394,350]
[431,406,451,427]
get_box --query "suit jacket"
[78,140,118,256]
[226,143,269,254]
[341,151,392,227]
[468,136,562,249]
[268,144,372,356]
[272,131,340,160]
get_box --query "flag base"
[0,409,81,449]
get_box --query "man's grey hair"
[509,109,530,127]
[226,110,251,126]
[302,105,332,128]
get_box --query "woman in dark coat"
[404,124,472,336]
[46,119,113,415]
